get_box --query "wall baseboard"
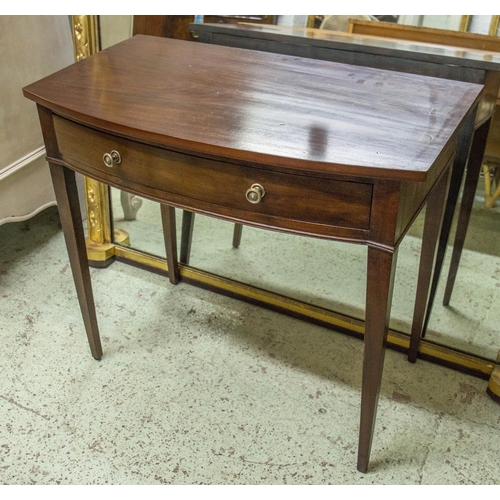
[0,147,56,226]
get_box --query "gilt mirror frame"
[70,15,500,398]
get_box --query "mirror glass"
[100,15,500,362]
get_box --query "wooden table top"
[195,23,500,71]
[23,35,483,182]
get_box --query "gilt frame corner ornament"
[71,15,99,61]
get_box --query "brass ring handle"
[245,183,266,204]
[103,150,121,167]
[103,153,113,167]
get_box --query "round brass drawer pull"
[245,183,265,204]
[103,150,121,167]
[110,150,121,164]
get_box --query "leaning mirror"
[92,15,500,373]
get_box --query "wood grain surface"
[23,35,483,182]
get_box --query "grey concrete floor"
[1,205,500,485]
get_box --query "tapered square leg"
[422,119,491,337]
[422,113,477,335]
[48,162,102,360]
[358,246,398,473]
[180,210,195,265]
[443,120,491,306]
[408,168,451,362]
[161,204,180,284]
[232,223,243,248]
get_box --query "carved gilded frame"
[459,15,500,35]
[70,15,500,398]
[71,15,129,265]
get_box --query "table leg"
[232,223,243,248]
[161,205,180,284]
[358,246,398,473]
[443,119,491,306]
[180,210,195,265]
[408,169,451,362]
[48,162,102,360]
[422,113,477,336]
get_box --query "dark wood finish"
[409,167,452,362]
[343,20,500,310]
[232,223,243,248]
[160,204,180,284]
[360,245,398,473]
[192,21,500,348]
[422,112,476,335]
[180,210,195,265]
[38,106,102,360]
[133,15,195,40]
[443,120,492,305]
[53,115,373,239]
[24,36,482,472]
[49,162,103,360]
[26,36,480,183]
[37,104,103,361]
[358,178,402,473]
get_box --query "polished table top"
[23,35,483,472]
[190,21,500,350]
[24,35,482,183]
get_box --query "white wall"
[99,15,133,50]
[0,16,74,171]
[0,16,77,224]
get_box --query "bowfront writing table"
[191,22,500,359]
[23,35,483,473]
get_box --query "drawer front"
[54,116,372,234]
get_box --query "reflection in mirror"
[397,15,462,30]
[467,16,495,35]
[111,180,500,362]
[103,15,500,363]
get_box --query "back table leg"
[161,205,180,285]
[423,113,477,335]
[358,246,398,473]
[443,120,491,306]
[180,210,195,265]
[424,118,489,329]
[408,168,451,363]
[49,162,102,360]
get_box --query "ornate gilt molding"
[489,16,500,36]
[458,15,470,32]
[459,15,500,36]
[84,177,111,244]
[71,15,99,61]
[71,16,114,255]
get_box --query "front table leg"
[48,163,103,360]
[358,246,398,473]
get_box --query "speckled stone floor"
[1,203,500,485]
